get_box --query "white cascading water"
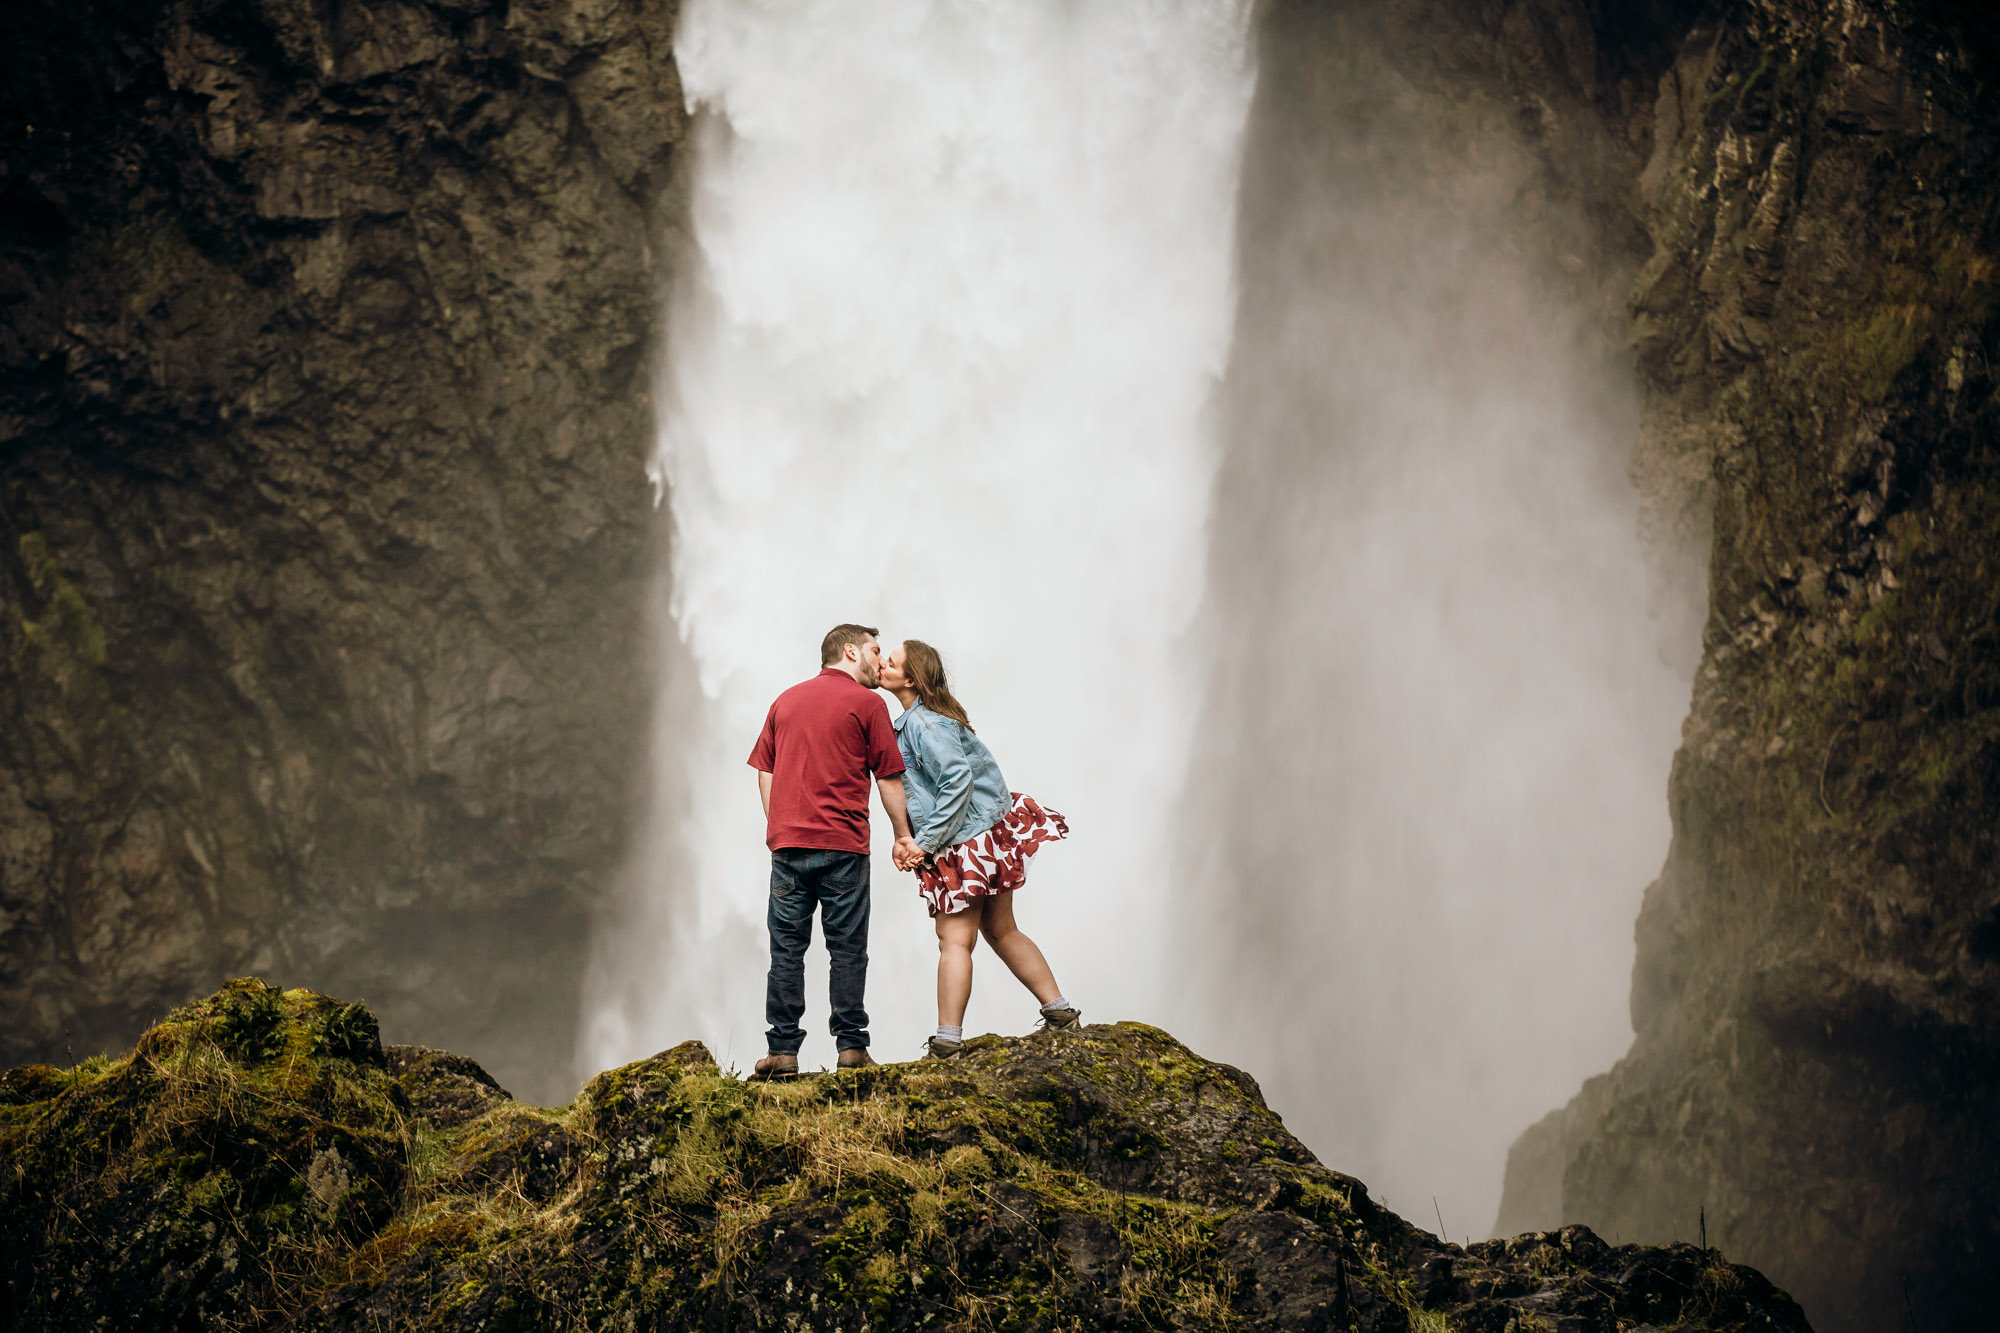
[583,0,1255,1075]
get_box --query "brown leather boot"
[836,1048,876,1070]
[751,1052,799,1080]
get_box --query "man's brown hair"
[820,623,880,666]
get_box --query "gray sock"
[934,1025,963,1041]
[1041,997,1076,1012]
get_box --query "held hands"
[892,836,927,872]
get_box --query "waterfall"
[1172,7,1696,1238]
[584,0,1255,1075]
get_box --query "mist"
[582,0,1255,1076]
[582,0,1696,1241]
[1167,5,1697,1238]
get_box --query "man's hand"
[893,836,926,871]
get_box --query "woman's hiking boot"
[837,1048,876,1069]
[1037,1001,1082,1031]
[924,1034,964,1059]
[751,1052,799,1080]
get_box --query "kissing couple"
[746,623,1078,1078]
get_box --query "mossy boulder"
[0,978,407,1329]
[383,1046,511,1131]
[3,982,1812,1332]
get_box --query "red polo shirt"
[748,668,907,853]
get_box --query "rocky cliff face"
[8,0,1997,1326]
[0,0,684,1100]
[1205,0,1997,1327]
[0,981,1814,1332]
[1490,4,1999,1332]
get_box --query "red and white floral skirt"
[917,792,1068,918]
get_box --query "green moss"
[5,990,1813,1332]
[1838,300,1934,401]
[1,979,408,1328]
[817,1203,916,1318]
[17,532,107,668]
[1701,45,1818,134]
[1853,591,1899,645]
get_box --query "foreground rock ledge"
[1,981,1810,1332]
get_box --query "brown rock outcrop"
[0,983,1815,1333]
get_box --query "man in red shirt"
[746,623,917,1077]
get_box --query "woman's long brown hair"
[901,639,975,732]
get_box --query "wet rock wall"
[1210,1,1998,1328]
[0,0,685,1101]
[1489,4,2000,1330]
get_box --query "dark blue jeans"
[765,848,871,1054]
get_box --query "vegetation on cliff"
[1499,4,2000,1329]
[2,980,1810,1332]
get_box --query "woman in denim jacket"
[880,639,1080,1057]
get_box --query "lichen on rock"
[4,982,1812,1331]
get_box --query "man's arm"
[860,699,922,867]
[758,769,773,819]
[877,775,922,868]
[876,774,914,840]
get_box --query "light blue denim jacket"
[893,700,1010,853]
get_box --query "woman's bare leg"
[935,902,983,1027]
[977,892,1061,1005]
